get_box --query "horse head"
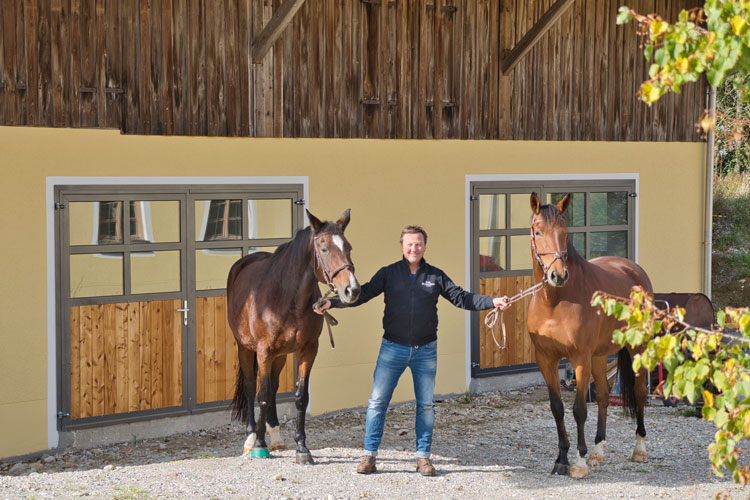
[306,208,361,304]
[530,193,570,287]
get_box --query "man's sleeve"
[329,266,387,308]
[439,270,494,311]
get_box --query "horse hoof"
[250,448,271,459]
[631,451,648,463]
[571,465,589,479]
[270,442,288,452]
[587,453,605,466]
[296,453,315,465]
[551,463,570,476]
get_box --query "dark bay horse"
[526,193,652,478]
[227,209,360,464]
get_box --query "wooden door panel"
[69,300,183,419]
[478,276,536,369]
[195,296,295,404]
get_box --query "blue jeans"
[363,338,437,459]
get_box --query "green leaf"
[617,6,634,25]
[718,310,726,328]
[715,409,729,429]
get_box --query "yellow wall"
[0,127,706,458]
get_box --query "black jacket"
[331,257,494,347]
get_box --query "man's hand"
[313,300,331,315]
[493,296,511,310]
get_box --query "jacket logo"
[422,280,435,287]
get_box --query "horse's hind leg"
[250,349,273,458]
[535,351,570,476]
[587,355,610,467]
[632,352,648,463]
[266,355,288,451]
[293,344,318,465]
[235,347,258,455]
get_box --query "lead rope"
[314,287,339,349]
[484,277,546,350]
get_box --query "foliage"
[617,1,750,137]
[592,287,750,485]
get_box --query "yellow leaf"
[704,390,714,408]
[700,115,715,133]
[731,15,748,36]
[676,57,689,73]
[650,19,668,37]
[708,31,716,45]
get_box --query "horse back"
[587,256,653,296]
[654,292,714,329]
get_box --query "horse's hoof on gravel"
[250,448,271,458]
[296,453,315,465]
[631,451,648,463]
[269,442,288,452]
[571,465,589,479]
[587,453,604,466]
[551,463,570,475]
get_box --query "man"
[315,225,510,476]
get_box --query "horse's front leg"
[587,355,610,467]
[571,362,591,479]
[250,349,273,458]
[535,351,570,475]
[294,343,318,464]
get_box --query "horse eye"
[320,247,328,253]
[535,230,541,236]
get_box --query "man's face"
[401,232,426,266]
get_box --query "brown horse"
[526,193,652,478]
[227,209,360,464]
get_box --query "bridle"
[485,222,568,352]
[312,232,355,349]
[530,224,568,277]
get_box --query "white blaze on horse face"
[332,235,345,253]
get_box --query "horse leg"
[234,347,258,456]
[250,349,273,458]
[632,352,648,463]
[570,362,591,479]
[266,355,288,452]
[294,344,318,465]
[587,355,610,467]
[535,351,570,475]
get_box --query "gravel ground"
[1,386,747,500]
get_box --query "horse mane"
[263,221,344,306]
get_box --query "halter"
[311,232,355,349]
[530,225,568,276]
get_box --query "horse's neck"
[274,240,320,311]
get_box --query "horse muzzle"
[547,268,569,287]
[338,273,360,304]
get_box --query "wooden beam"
[501,0,574,75]
[251,0,306,64]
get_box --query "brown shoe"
[356,455,376,474]
[416,458,437,476]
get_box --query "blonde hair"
[400,225,427,244]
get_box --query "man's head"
[400,225,427,267]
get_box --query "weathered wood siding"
[0,0,704,140]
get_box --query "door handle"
[177,300,189,326]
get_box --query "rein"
[486,225,564,350]
[312,233,354,349]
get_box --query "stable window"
[470,180,636,377]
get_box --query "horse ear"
[335,208,351,231]
[530,192,541,214]
[306,209,323,232]
[556,194,571,214]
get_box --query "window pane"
[69,201,123,246]
[130,201,180,243]
[510,194,533,229]
[590,231,628,258]
[196,249,243,290]
[548,192,585,227]
[478,194,505,230]
[248,199,293,239]
[510,235,532,270]
[591,192,628,226]
[479,237,505,272]
[131,251,181,294]
[70,253,123,297]
[195,200,243,241]
[568,232,586,257]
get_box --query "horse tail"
[617,347,638,419]
[230,353,257,424]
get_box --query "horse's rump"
[653,292,714,329]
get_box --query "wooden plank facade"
[0,0,704,141]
